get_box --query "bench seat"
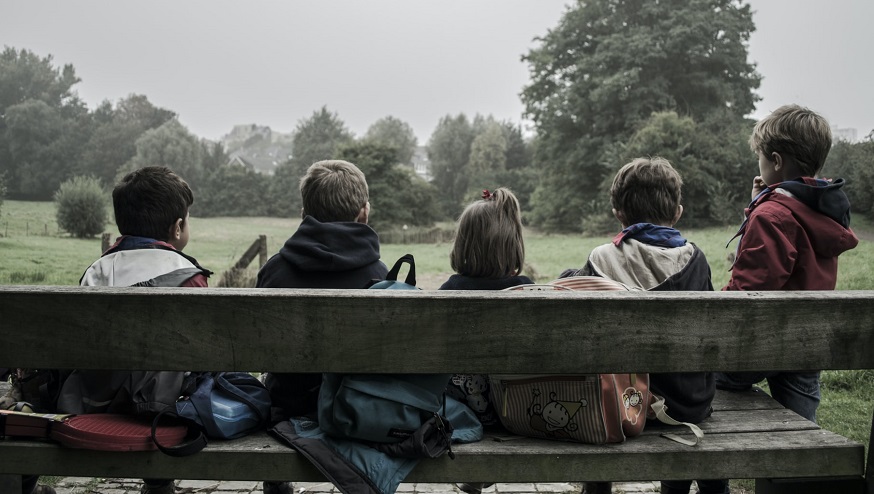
[0,390,863,483]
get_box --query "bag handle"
[213,372,268,429]
[151,407,207,457]
[649,396,704,446]
[386,254,416,286]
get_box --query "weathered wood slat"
[2,287,874,373]
[0,429,861,482]
[710,387,782,411]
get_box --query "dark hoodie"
[256,216,388,418]
[726,177,859,291]
[257,216,388,289]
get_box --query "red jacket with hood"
[726,177,859,291]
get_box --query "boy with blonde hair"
[717,105,859,423]
[257,159,387,494]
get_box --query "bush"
[54,176,108,238]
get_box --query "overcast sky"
[4,0,873,143]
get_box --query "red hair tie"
[481,189,493,200]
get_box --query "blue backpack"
[152,371,272,456]
[319,254,454,454]
[367,254,419,290]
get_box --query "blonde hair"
[300,160,369,222]
[611,157,683,225]
[450,187,525,278]
[749,104,832,176]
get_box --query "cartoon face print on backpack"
[464,375,490,413]
[527,389,585,437]
[622,387,644,425]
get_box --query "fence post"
[258,235,268,267]
[101,233,111,254]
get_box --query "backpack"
[492,276,703,446]
[151,371,272,456]
[317,254,455,458]
[367,253,419,290]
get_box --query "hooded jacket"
[80,236,210,288]
[60,236,211,415]
[583,239,716,424]
[256,216,388,289]
[256,216,388,419]
[726,177,859,291]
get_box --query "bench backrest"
[2,286,873,374]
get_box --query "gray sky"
[4,0,873,143]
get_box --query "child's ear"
[169,218,183,240]
[356,202,370,224]
[771,152,783,171]
[612,208,627,227]
[671,205,684,227]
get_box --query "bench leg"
[0,474,23,493]
[756,477,865,494]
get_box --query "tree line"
[3,0,873,237]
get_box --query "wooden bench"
[1,286,872,493]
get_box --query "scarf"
[612,223,687,248]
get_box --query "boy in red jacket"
[718,104,859,423]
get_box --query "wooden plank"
[712,388,783,411]
[2,287,874,373]
[0,429,862,482]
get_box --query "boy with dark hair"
[80,166,209,288]
[717,105,858,423]
[569,157,722,494]
[257,159,388,494]
[65,166,211,494]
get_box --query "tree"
[338,141,439,232]
[54,175,107,238]
[287,106,354,179]
[522,0,761,231]
[363,116,418,165]
[427,114,475,218]
[117,119,204,187]
[3,99,88,199]
[0,47,80,117]
[468,119,508,184]
[199,162,271,217]
[78,95,177,185]
[825,136,874,215]
[0,47,87,198]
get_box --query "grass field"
[3,200,872,491]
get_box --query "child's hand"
[751,176,767,200]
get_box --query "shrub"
[54,176,108,238]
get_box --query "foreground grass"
[3,200,872,489]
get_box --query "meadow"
[2,200,872,491]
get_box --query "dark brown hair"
[450,187,525,278]
[112,166,193,241]
[611,157,682,226]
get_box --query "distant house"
[410,146,432,181]
[220,124,293,176]
[831,126,858,143]
[227,154,258,171]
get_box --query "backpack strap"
[386,254,416,285]
[151,408,207,457]
[649,396,704,446]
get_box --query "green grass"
[3,200,873,490]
